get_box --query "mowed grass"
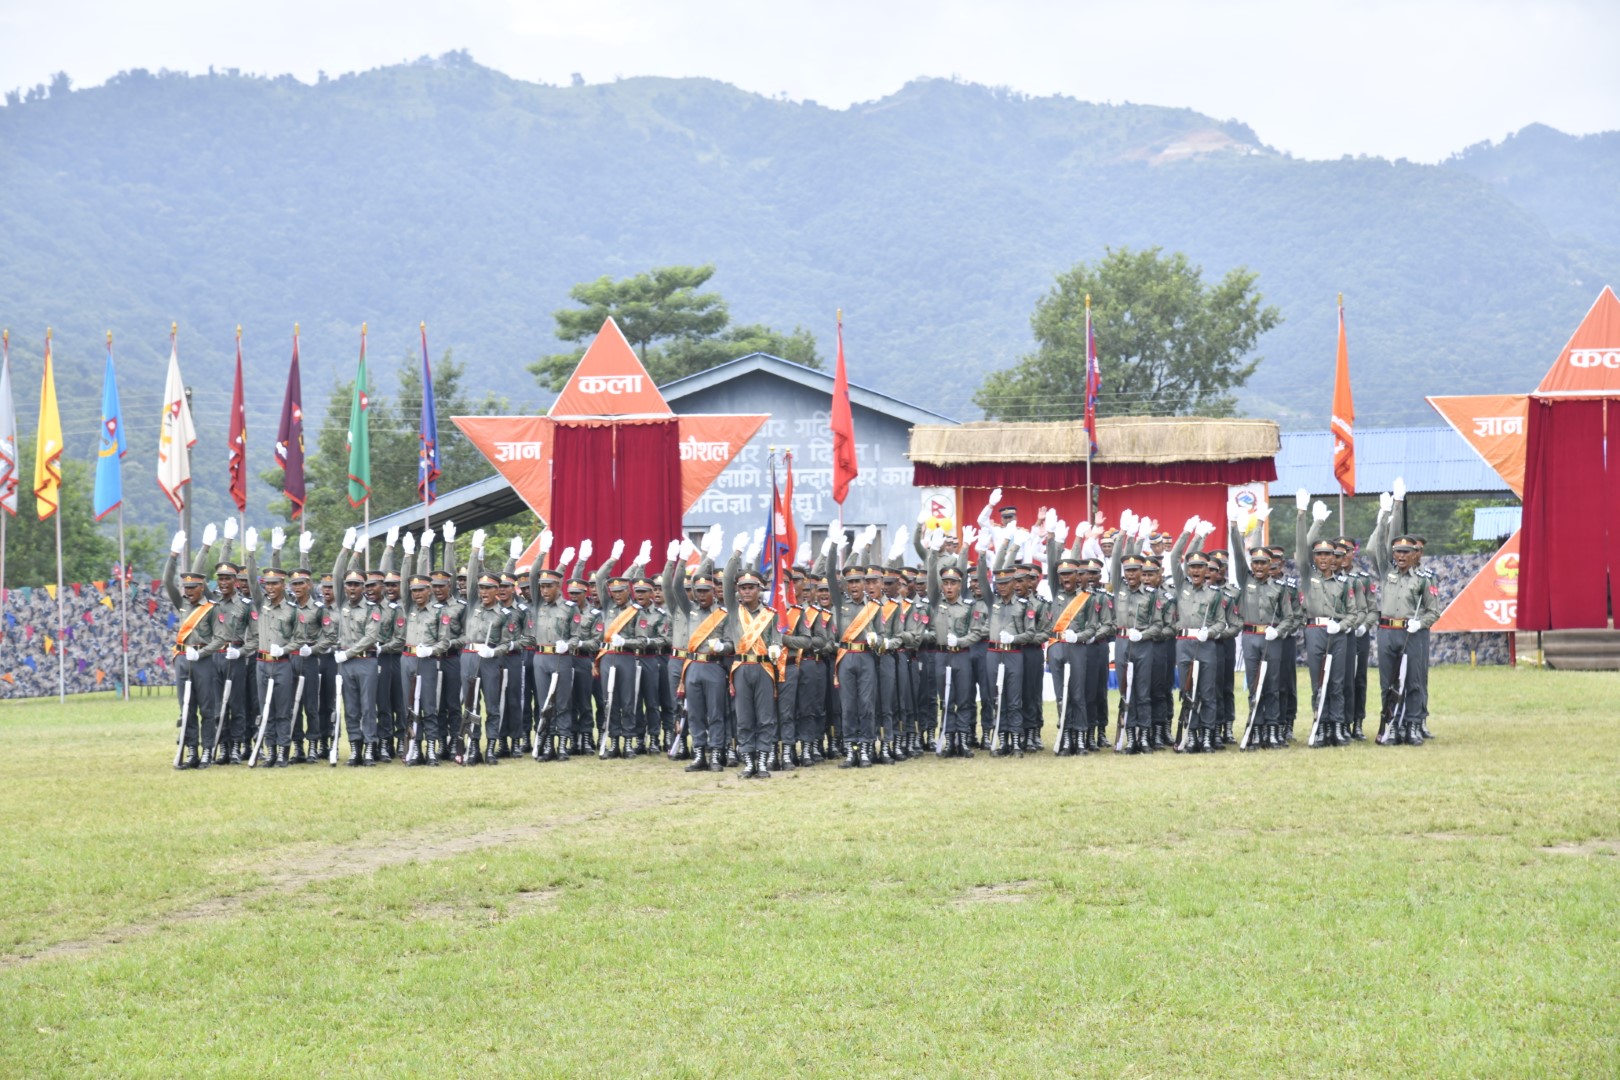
[1,667,1617,1078]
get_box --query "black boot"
[755,751,771,780]
[1350,718,1365,741]
[740,752,756,778]
[685,745,710,772]
[857,742,873,768]
[1029,731,1043,752]
[274,745,289,768]
[426,739,440,766]
[378,738,392,763]
[839,741,857,768]
[1207,728,1224,752]
[555,735,571,761]
[725,745,740,767]
[347,741,363,767]
[875,741,894,765]
[708,748,725,772]
[363,741,378,766]
[1405,723,1424,746]
[198,746,213,768]
[228,741,245,765]
[484,739,499,765]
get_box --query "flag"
[346,324,371,508]
[766,452,798,615]
[1331,294,1356,495]
[0,330,17,516]
[156,327,196,512]
[418,322,440,503]
[275,328,306,519]
[228,327,248,513]
[1083,295,1100,456]
[34,330,64,520]
[93,337,126,521]
[830,311,858,503]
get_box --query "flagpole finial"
[107,330,113,348]
[171,321,177,337]
[420,320,426,332]
[1338,292,1343,306]
[362,321,367,335]
[46,326,52,342]
[1085,293,1091,309]
[294,322,300,336]
[236,324,242,340]
[836,308,842,322]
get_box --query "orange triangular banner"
[1535,286,1620,397]
[676,414,769,513]
[549,318,673,419]
[452,415,555,518]
[1432,530,1520,633]
[1426,393,1528,497]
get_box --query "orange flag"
[1432,530,1520,632]
[1331,295,1355,495]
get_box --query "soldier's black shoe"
[558,735,574,761]
[274,745,289,768]
[723,746,738,767]
[622,738,639,760]
[1350,719,1365,741]
[701,748,719,772]
[228,742,244,765]
[874,742,893,765]
[839,742,858,768]
[684,748,710,773]
[1405,724,1424,746]
[378,739,392,763]
[1029,732,1043,752]
[755,752,771,780]
[956,733,974,758]
[347,741,363,767]
[739,752,755,778]
[538,736,557,762]
[857,742,874,768]
[362,741,378,766]
[426,740,440,766]
[198,747,213,768]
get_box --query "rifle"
[1114,661,1134,753]
[667,694,689,759]
[172,678,194,769]
[1240,659,1268,750]
[597,665,618,759]
[1307,652,1334,747]
[934,664,953,758]
[456,676,482,765]
[1376,653,1408,745]
[328,670,345,766]
[990,661,1006,755]
[211,674,233,761]
[1053,658,1071,756]
[248,680,274,768]
[1176,659,1202,752]
[405,673,423,764]
[534,671,560,760]
[494,667,509,758]
[631,659,643,749]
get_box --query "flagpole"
[296,322,306,553]
[109,329,129,701]
[1084,295,1094,520]
[55,507,64,703]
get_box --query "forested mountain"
[1,53,1613,525]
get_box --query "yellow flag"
[34,330,63,520]
[45,583,58,601]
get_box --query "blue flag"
[93,345,126,520]
[417,323,440,502]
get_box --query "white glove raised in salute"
[731,531,749,555]
[1379,492,1393,514]
[1393,477,1407,501]
[244,527,259,552]
[342,526,358,551]
[577,538,593,565]
[421,526,435,550]
[636,539,652,565]
[666,539,681,563]
[271,526,286,551]
[1311,501,1331,524]
[386,525,400,547]
[1296,488,1309,512]
[609,538,626,562]
[442,520,457,544]
[680,537,697,561]
[510,536,524,560]
[401,532,417,556]
[223,518,238,541]
[170,529,187,556]
[201,523,218,548]
[556,546,575,570]
[470,528,487,552]
[300,531,316,554]
[351,530,367,553]
[1194,519,1216,539]
[538,529,554,555]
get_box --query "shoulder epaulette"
[564,599,577,608]
[1416,568,1435,578]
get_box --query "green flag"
[346,325,371,508]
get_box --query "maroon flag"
[830,311,858,504]
[228,326,248,513]
[275,326,305,519]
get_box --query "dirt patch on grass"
[412,887,561,923]
[1538,839,1620,857]
[953,880,1039,908]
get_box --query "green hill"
[1,53,1613,525]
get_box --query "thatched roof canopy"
[909,417,1279,466]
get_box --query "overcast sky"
[2,0,1617,162]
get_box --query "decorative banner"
[452,415,555,518]
[918,486,956,532]
[1534,285,1620,398]
[548,319,673,419]
[676,414,770,512]
[1426,393,1528,497]
[1433,530,1520,633]
[1227,481,1271,545]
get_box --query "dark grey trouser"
[502,652,526,741]
[175,652,220,748]
[1377,626,1429,725]
[531,651,574,739]
[970,641,991,735]
[377,653,404,741]
[797,659,828,744]
[399,655,439,742]
[1150,638,1175,728]
[1240,633,1281,728]
[598,654,639,741]
[1279,635,1299,724]
[570,655,596,738]
[656,654,677,744]
[457,652,505,744]
[897,650,918,738]
[218,653,249,745]
[1088,637,1112,732]
[777,663,801,747]
[1175,638,1218,734]
[437,653,462,747]
[1021,644,1044,735]
[1117,639,1154,731]
[1048,642,1088,734]
[318,653,339,740]
[1303,626,1349,731]
[634,655,663,740]
[916,651,939,734]
[683,658,727,750]
[837,651,878,743]
[256,659,294,748]
[1216,637,1236,729]
[291,655,322,744]
[338,656,378,742]
[732,662,778,754]
[823,654,842,741]
[874,650,899,744]
[939,650,975,735]
[984,650,1023,742]
[1352,631,1372,723]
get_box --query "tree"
[529,264,821,389]
[975,247,1282,421]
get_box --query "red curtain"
[1518,398,1609,630]
[912,459,1276,490]
[615,420,683,554]
[549,420,683,561]
[549,423,615,557]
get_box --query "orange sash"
[685,606,728,654]
[1050,592,1090,636]
[595,604,641,659]
[176,602,215,651]
[840,601,878,644]
[731,605,777,682]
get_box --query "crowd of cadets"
[162,482,1440,777]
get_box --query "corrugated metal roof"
[1273,427,1511,496]
[1473,505,1522,540]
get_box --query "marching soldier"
[1368,482,1440,745]
[668,539,729,773]
[245,530,298,768]
[721,549,782,778]
[828,529,882,768]
[164,526,222,768]
[209,528,255,765]
[1295,491,1353,748]
[923,530,984,756]
[1228,511,1287,749]
[1170,517,1228,753]
[374,537,407,760]
[398,530,443,765]
[527,532,582,762]
[332,526,385,765]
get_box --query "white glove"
[1379,492,1393,514]
[820,536,836,557]
[611,538,626,561]
[666,539,680,562]
[414,644,433,659]
[1120,510,1138,534]
[1393,477,1406,501]
[1264,627,1279,641]
[768,644,781,661]
[334,649,348,664]
[1043,508,1059,533]
[1195,520,1216,539]
[442,520,457,544]
[946,632,959,648]
[300,531,316,554]
[402,533,417,556]
[577,539,593,564]
[885,637,900,650]
[731,531,748,555]
[510,537,523,560]
[1194,627,1209,643]
[185,646,200,662]
[245,527,259,552]
[1407,618,1422,632]
[170,530,186,555]
[1296,489,1309,511]
[471,528,487,551]
[556,546,575,570]
[866,631,880,647]
[538,529,554,555]
[1355,624,1368,637]
[1183,516,1199,536]
[271,526,286,550]
[999,630,1015,646]
[1312,501,1330,524]
[355,530,370,553]
[223,518,238,541]
[1326,619,1342,635]
[859,524,877,550]
[748,526,766,561]
[225,646,242,660]
[1127,627,1143,642]
[477,644,495,660]
[1136,518,1153,541]
[917,505,930,525]
[703,527,724,560]
[269,643,286,658]
[961,525,977,549]
[1035,581,1052,602]
[610,633,625,649]
[555,639,570,653]
[795,541,810,565]
[988,487,1002,507]
[636,539,652,565]
[1227,498,1242,523]
[421,527,435,549]
[681,538,697,561]
[386,525,399,547]
[707,638,724,653]
[888,531,907,561]
[201,523,218,548]
[1062,629,1078,644]
[1256,505,1273,522]
[299,644,313,657]
[1054,520,1069,545]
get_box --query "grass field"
[1,666,1617,1078]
